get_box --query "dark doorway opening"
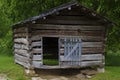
[43,37,59,65]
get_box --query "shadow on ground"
[35,69,81,77]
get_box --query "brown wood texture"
[31,24,104,30]
[14,27,27,33]
[37,19,102,25]
[32,29,103,37]
[14,33,28,38]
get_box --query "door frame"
[42,36,60,66]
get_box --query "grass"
[0,54,30,80]
[43,59,59,65]
[0,50,120,80]
[91,66,120,80]
[91,50,120,80]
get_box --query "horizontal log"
[14,27,27,33]
[14,38,28,45]
[38,19,102,25]
[32,61,42,68]
[31,35,42,41]
[82,47,104,53]
[14,33,28,38]
[82,42,103,47]
[31,35,104,42]
[15,59,30,68]
[32,30,103,36]
[14,49,28,53]
[31,48,42,53]
[81,54,103,61]
[60,54,103,61]
[60,61,80,66]
[81,36,104,42]
[59,48,64,54]
[32,55,42,60]
[31,24,104,31]
[81,61,103,67]
[15,52,29,58]
[46,15,88,20]
[61,42,104,49]
[15,54,30,63]
[59,48,104,54]
[14,43,29,50]
[14,49,29,57]
[31,42,42,47]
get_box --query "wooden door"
[59,37,81,67]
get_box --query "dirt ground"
[31,68,97,80]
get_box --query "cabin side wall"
[13,27,31,68]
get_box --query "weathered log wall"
[13,27,31,68]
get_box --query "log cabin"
[12,1,114,72]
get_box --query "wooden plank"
[60,55,64,61]
[46,15,89,20]
[60,36,103,42]
[32,30,103,36]
[15,59,30,68]
[14,49,28,54]
[14,33,28,38]
[31,48,42,53]
[14,49,29,57]
[14,27,27,33]
[59,48,64,54]
[60,61,80,66]
[81,54,103,61]
[32,35,103,42]
[61,42,103,48]
[39,19,101,25]
[59,9,85,16]
[81,36,104,42]
[31,35,42,41]
[31,24,104,31]
[60,48,104,54]
[82,47,104,53]
[32,55,42,60]
[31,42,41,47]
[32,61,42,68]
[82,42,103,47]
[14,54,30,63]
[14,43,29,50]
[14,38,28,45]
[81,61,103,67]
